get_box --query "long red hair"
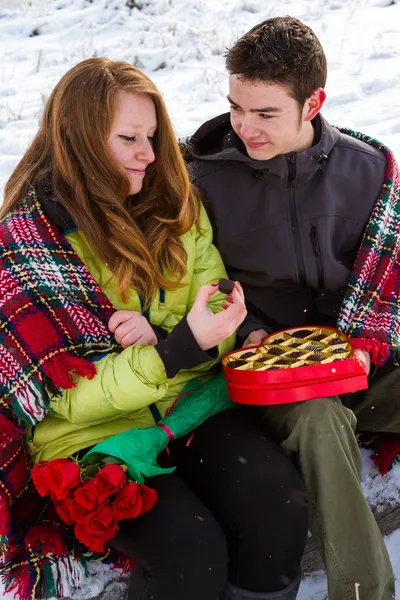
[2,58,200,307]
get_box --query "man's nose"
[240,118,259,140]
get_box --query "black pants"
[110,408,308,600]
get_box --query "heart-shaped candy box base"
[223,326,368,405]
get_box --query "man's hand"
[243,329,269,348]
[354,348,371,375]
[187,282,247,351]
[108,311,157,349]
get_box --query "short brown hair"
[225,17,327,106]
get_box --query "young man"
[186,16,399,600]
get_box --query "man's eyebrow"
[226,95,282,113]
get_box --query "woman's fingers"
[108,310,140,333]
[192,284,219,310]
[115,315,158,348]
[218,289,247,329]
[114,320,138,344]
[233,280,245,303]
[186,282,247,351]
[228,286,246,312]
[120,330,142,348]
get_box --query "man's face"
[228,75,308,160]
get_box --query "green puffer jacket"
[30,206,234,463]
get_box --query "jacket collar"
[35,176,77,233]
[190,112,340,180]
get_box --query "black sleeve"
[236,313,274,346]
[150,324,169,342]
[155,317,218,379]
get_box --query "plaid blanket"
[0,191,125,600]
[337,129,400,365]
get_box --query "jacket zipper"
[286,155,306,285]
[310,225,325,290]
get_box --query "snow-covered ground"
[1,0,400,598]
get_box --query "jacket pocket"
[310,225,325,290]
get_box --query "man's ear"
[304,88,326,122]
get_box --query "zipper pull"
[286,155,296,183]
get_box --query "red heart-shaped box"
[222,326,368,405]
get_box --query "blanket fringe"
[43,354,97,390]
[1,553,86,600]
[111,552,136,575]
[1,560,36,600]
[371,436,400,475]
[350,337,391,366]
[1,539,87,600]
[50,555,86,597]
[0,519,127,600]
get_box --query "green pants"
[261,361,399,600]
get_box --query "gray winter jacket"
[187,113,387,342]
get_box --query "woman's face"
[107,90,157,195]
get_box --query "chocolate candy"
[287,351,302,359]
[291,329,313,338]
[307,354,325,362]
[218,278,235,295]
[227,359,247,368]
[267,347,285,355]
[305,344,323,351]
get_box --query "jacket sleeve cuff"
[155,317,218,379]
[150,324,169,342]
[237,317,273,344]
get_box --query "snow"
[1,0,400,598]
[362,448,400,509]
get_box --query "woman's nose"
[136,139,155,164]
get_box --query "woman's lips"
[126,168,146,176]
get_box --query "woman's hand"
[187,282,247,351]
[108,311,157,349]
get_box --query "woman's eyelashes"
[119,135,137,142]
[119,135,155,144]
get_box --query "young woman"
[1,58,308,600]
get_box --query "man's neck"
[289,121,316,155]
